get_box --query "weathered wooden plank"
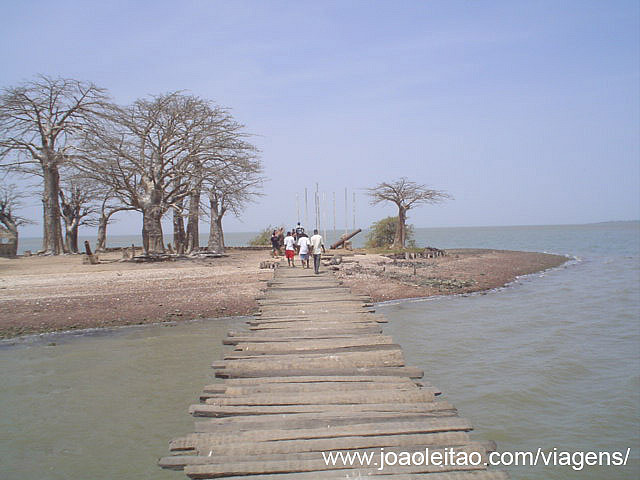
[242,327,383,337]
[200,386,438,403]
[193,410,457,432]
[205,380,422,396]
[203,389,435,406]
[224,334,384,344]
[163,431,472,461]
[214,349,406,370]
[248,323,382,333]
[224,343,403,359]
[234,336,394,352]
[190,401,455,417]
[259,295,368,301]
[247,324,381,333]
[162,441,489,468]
[249,316,386,326]
[215,366,424,379]
[224,334,379,344]
[171,418,473,451]
[183,444,488,478]
[220,375,423,385]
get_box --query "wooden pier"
[160,264,508,479]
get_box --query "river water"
[2,222,638,479]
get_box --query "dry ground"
[0,248,567,339]
[334,248,568,302]
[0,249,273,338]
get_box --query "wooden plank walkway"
[160,264,508,479]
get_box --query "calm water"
[381,221,640,479]
[2,222,638,479]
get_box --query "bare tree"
[206,155,263,253]
[78,93,209,254]
[183,103,254,253]
[95,189,134,252]
[58,175,99,253]
[0,183,32,256]
[366,178,451,248]
[0,75,109,254]
[77,93,259,256]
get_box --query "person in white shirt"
[283,231,296,267]
[297,234,311,268]
[309,229,325,274]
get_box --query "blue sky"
[1,0,638,236]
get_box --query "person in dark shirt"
[270,230,281,257]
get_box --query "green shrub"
[249,226,275,246]
[365,216,415,248]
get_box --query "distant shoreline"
[0,248,567,339]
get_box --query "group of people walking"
[271,223,325,274]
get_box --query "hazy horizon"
[16,219,640,241]
[2,1,638,238]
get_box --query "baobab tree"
[0,183,32,256]
[78,92,260,255]
[95,188,134,252]
[58,175,99,253]
[205,154,263,254]
[181,103,257,254]
[0,75,109,254]
[78,93,209,254]
[366,178,451,248]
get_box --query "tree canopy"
[367,177,451,248]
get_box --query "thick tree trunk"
[10,232,18,257]
[3,221,18,257]
[208,215,225,253]
[392,205,407,249]
[68,224,79,254]
[42,164,64,254]
[96,207,128,252]
[186,190,200,253]
[207,198,225,253]
[96,215,108,252]
[64,225,73,253]
[142,205,165,255]
[172,203,185,254]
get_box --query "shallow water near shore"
[0,317,246,480]
[2,222,638,479]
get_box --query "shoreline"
[333,248,569,303]
[0,248,569,340]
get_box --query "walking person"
[270,230,280,258]
[283,231,296,267]
[297,233,311,268]
[309,229,325,274]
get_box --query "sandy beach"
[0,248,567,339]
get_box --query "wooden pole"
[322,192,327,243]
[333,191,336,233]
[344,188,348,237]
[353,192,356,230]
[304,188,308,229]
[314,183,319,231]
